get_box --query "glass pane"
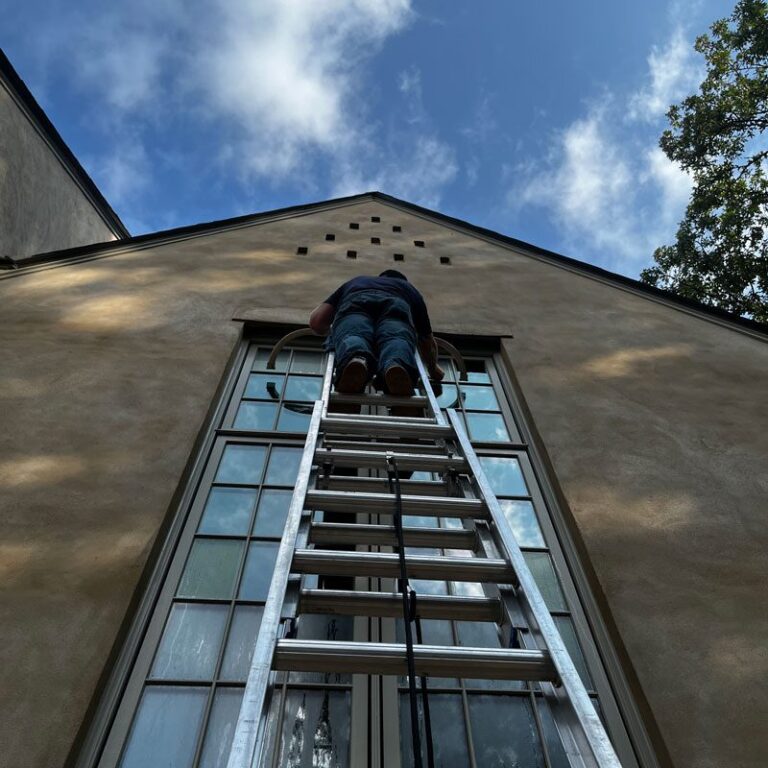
[554,616,593,688]
[464,361,491,383]
[119,686,207,768]
[199,488,257,535]
[402,514,439,528]
[397,618,458,686]
[244,373,284,400]
[523,552,568,611]
[435,383,459,409]
[239,542,279,600]
[253,489,292,537]
[199,687,244,768]
[457,621,523,691]
[467,695,545,768]
[399,693,469,768]
[276,403,312,432]
[265,447,302,486]
[284,375,322,401]
[150,603,228,681]
[466,412,510,442]
[234,401,277,431]
[398,618,453,646]
[277,689,350,768]
[215,444,267,485]
[409,578,448,596]
[291,349,325,372]
[499,500,545,547]
[177,539,244,599]
[535,698,572,768]
[290,614,354,684]
[220,605,264,681]
[480,456,528,496]
[451,580,486,597]
[460,384,499,410]
[253,348,288,371]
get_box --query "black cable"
[387,455,435,768]
[413,602,435,768]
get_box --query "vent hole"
[392,225,402,232]
[371,216,381,223]
[325,234,335,241]
[393,253,405,262]
[371,237,381,245]
[440,256,451,265]
[349,222,359,230]
[346,250,357,259]
[414,240,425,248]
[297,246,308,255]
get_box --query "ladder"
[227,349,622,768]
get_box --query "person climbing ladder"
[309,269,444,394]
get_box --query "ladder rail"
[446,408,622,768]
[226,353,335,768]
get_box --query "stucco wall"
[0,199,765,768]
[0,78,119,259]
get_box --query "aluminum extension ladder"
[227,349,622,768]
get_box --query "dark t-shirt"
[324,276,433,340]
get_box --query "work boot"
[384,364,414,397]
[335,357,369,394]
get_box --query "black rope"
[387,455,435,768]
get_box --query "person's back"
[309,270,443,395]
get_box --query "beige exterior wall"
[0,198,765,768]
[0,74,120,259]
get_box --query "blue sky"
[3,0,735,276]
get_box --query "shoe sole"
[336,359,368,394]
[384,365,413,397]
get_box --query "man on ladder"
[309,269,444,394]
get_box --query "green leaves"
[643,0,768,322]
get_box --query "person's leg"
[374,297,418,395]
[330,294,376,392]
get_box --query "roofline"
[1,188,765,340]
[0,49,129,239]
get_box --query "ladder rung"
[299,589,501,621]
[323,440,448,456]
[306,489,485,518]
[308,522,477,549]
[330,392,429,408]
[320,476,449,495]
[292,549,515,582]
[321,416,453,439]
[274,640,556,681]
[316,449,465,473]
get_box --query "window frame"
[76,330,658,768]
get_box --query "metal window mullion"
[227,354,333,768]
[189,444,277,768]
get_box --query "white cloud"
[194,0,413,176]
[629,28,702,121]
[24,0,461,214]
[333,135,458,208]
[87,140,151,205]
[513,27,696,274]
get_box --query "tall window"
[91,337,640,768]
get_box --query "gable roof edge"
[1,187,764,341]
[371,193,768,343]
[0,49,129,239]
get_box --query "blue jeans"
[328,290,417,384]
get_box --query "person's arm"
[309,302,336,335]
[411,290,444,380]
[418,334,444,380]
